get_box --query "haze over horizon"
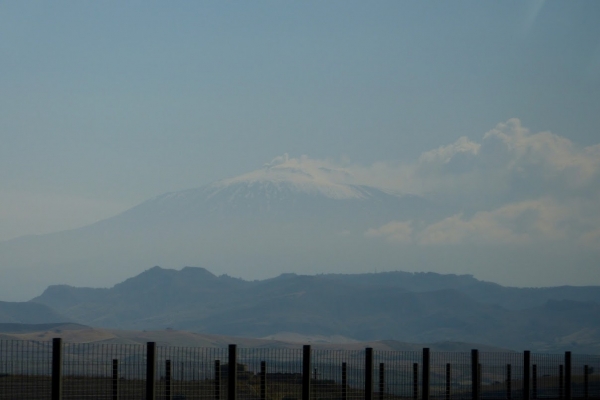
[1,2,599,293]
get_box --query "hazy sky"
[1,1,600,245]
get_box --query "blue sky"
[1,1,599,248]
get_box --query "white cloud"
[365,221,413,243]
[416,119,599,208]
[480,119,600,190]
[417,136,481,174]
[418,199,569,245]
[365,125,599,244]
[366,197,600,247]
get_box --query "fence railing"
[0,338,599,400]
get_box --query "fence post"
[112,359,119,400]
[471,349,479,400]
[146,342,156,400]
[379,363,385,400]
[532,364,537,399]
[565,352,571,400]
[559,365,564,400]
[506,364,512,400]
[365,347,373,400]
[214,360,221,400]
[446,363,451,400]
[584,365,589,399]
[52,338,63,400]
[478,364,482,395]
[413,363,419,399]
[342,362,348,400]
[422,348,430,400]
[166,360,172,400]
[260,361,266,400]
[523,351,530,400]
[302,345,311,400]
[228,344,237,400]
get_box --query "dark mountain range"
[31,267,600,353]
[312,272,600,310]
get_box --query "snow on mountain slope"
[117,157,428,224]
[212,159,372,200]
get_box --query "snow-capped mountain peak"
[209,154,369,200]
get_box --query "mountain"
[32,267,600,353]
[0,162,435,301]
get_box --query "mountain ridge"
[30,266,600,353]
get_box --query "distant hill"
[31,267,600,353]
[0,301,70,324]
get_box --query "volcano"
[0,160,432,300]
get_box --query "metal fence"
[1,338,599,400]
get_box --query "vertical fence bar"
[302,345,311,400]
[523,351,530,400]
[422,348,430,400]
[165,360,172,400]
[228,344,237,400]
[260,361,266,400]
[146,342,156,400]
[413,363,419,400]
[471,349,479,400]
[532,364,537,399]
[365,347,373,400]
[506,364,512,400]
[445,363,451,400]
[478,363,482,395]
[112,359,119,400]
[379,363,385,400]
[215,360,221,400]
[342,362,348,400]
[52,338,63,400]
[584,365,589,399]
[559,365,564,400]
[565,352,571,400]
